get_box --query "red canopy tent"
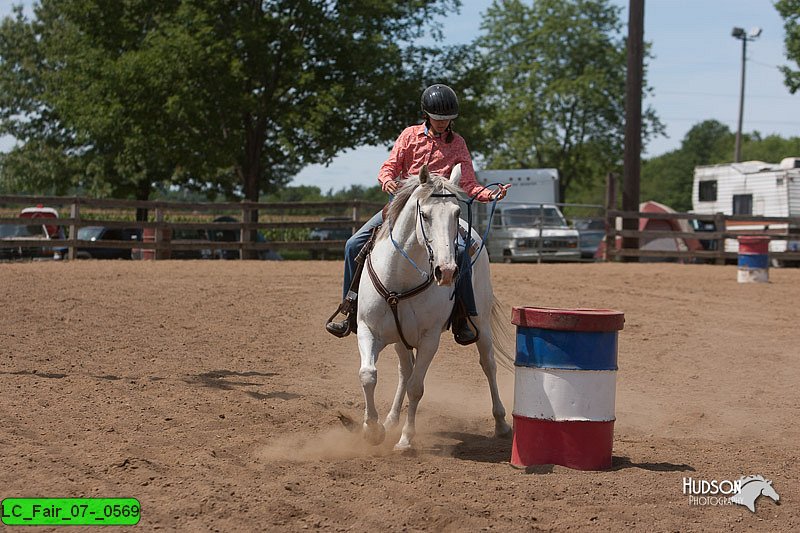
[596,200,702,260]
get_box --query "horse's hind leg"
[384,344,413,430]
[476,328,512,438]
[358,333,387,445]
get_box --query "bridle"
[367,191,458,350]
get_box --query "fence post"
[714,212,726,265]
[68,200,79,261]
[537,203,544,264]
[239,200,258,259]
[351,201,360,236]
[155,208,167,260]
[604,173,617,261]
[240,205,250,260]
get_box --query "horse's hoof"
[393,441,412,453]
[383,415,400,430]
[495,422,513,439]
[363,421,386,446]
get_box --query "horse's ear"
[420,165,429,184]
[449,163,462,186]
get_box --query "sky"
[1,0,798,192]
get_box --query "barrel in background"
[737,236,769,283]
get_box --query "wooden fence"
[4,194,800,265]
[605,209,800,265]
[0,195,384,260]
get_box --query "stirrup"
[326,317,352,338]
[450,300,479,346]
[453,314,479,346]
[326,295,357,338]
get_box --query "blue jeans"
[341,209,477,316]
[342,210,384,298]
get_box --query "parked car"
[207,216,281,260]
[76,226,142,259]
[308,217,354,259]
[689,218,717,251]
[0,205,64,260]
[171,228,214,260]
[573,218,606,259]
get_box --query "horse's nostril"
[434,266,443,281]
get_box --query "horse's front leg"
[476,331,512,438]
[357,332,387,445]
[395,336,439,451]
[384,344,414,430]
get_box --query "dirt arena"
[1,260,798,531]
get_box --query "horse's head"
[413,164,463,286]
[761,480,780,503]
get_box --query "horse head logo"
[730,475,780,513]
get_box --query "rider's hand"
[490,183,511,201]
[382,180,400,194]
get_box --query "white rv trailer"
[691,157,800,253]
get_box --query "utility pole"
[622,0,644,261]
[732,27,761,163]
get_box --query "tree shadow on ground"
[182,369,300,400]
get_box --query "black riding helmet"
[421,84,459,120]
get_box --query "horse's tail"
[490,295,516,373]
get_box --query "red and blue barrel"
[737,236,770,283]
[510,307,625,470]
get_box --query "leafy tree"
[473,0,662,203]
[326,184,386,205]
[776,0,800,93]
[0,0,461,203]
[745,134,800,162]
[641,120,731,211]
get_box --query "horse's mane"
[376,172,463,241]
[739,475,768,485]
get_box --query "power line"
[661,117,800,126]
[655,90,796,100]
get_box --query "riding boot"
[325,227,378,338]
[326,291,358,337]
[451,246,479,346]
[451,299,479,346]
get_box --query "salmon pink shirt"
[377,124,493,202]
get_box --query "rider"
[325,83,510,344]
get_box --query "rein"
[369,191,457,350]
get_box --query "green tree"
[776,0,800,93]
[0,0,461,203]
[745,134,800,162]
[641,120,731,211]
[473,0,662,203]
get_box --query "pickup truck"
[0,205,65,260]
[483,203,581,263]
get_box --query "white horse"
[356,163,513,451]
